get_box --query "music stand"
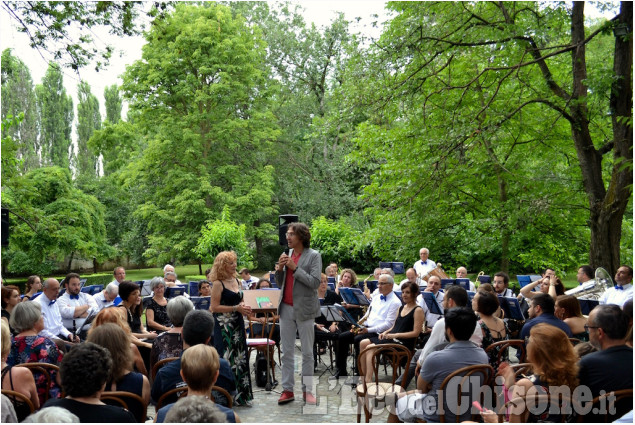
[498,296,525,320]
[318,305,360,378]
[244,290,281,393]
[421,292,444,315]
[190,296,211,310]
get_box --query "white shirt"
[36,293,71,339]
[414,259,437,278]
[241,277,258,290]
[599,284,633,307]
[400,278,423,288]
[58,292,99,332]
[92,291,115,311]
[417,316,483,366]
[498,288,515,298]
[363,291,402,334]
[110,280,121,287]
[417,291,444,329]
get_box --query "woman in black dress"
[146,277,172,333]
[358,282,424,383]
[210,251,253,406]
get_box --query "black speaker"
[278,214,298,246]
[1,208,8,247]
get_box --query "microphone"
[284,247,289,256]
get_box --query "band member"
[275,223,322,406]
[413,248,436,279]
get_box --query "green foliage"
[1,1,172,71]
[104,84,122,124]
[1,49,40,172]
[1,167,112,275]
[76,80,101,177]
[36,63,73,168]
[1,114,22,183]
[195,207,252,268]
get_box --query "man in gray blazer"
[275,222,322,405]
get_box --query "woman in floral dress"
[210,251,253,406]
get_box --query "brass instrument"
[565,267,612,300]
[475,271,485,286]
[351,306,371,335]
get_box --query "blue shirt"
[519,313,572,340]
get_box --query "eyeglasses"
[378,281,392,285]
[584,324,600,332]
[285,232,295,237]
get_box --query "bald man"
[456,266,476,291]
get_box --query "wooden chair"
[247,317,278,383]
[484,339,526,364]
[437,364,494,422]
[1,389,35,418]
[578,388,633,423]
[497,393,582,423]
[151,356,179,381]
[356,343,411,423]
[16,362,59,403]
[568,337,583,346]
[509,363,533,379]
[156,386,188,411]
[156,385,233,411]
[100,390,147,422]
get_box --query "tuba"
[419,263,449,281]
[565,267,612,300]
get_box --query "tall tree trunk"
[93,257,98,274]
[571,2,633,275]
[198,260,202,276]
[67,251,75,273]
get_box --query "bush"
[194,206,253,268]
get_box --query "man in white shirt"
[413,247,436,280]
[600,265,633,307]
[92,283,119,311]
[57,273,99,335]
[111,266,126,287]
[417,275,444,330]
[400,268,423,289]
[576,265,595,286]
[164,264,183,285]
[238,268,258,290]
[456,266,476,291]
[332,273,402,379]
[36,278,80,343]
[493,272,515,297]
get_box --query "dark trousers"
[336,331,378,375]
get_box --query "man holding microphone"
[275,222,322,406]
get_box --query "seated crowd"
[0,254,633,423]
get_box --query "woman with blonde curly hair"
[89,308,148,376]
[486,323,579,422]
[210,251,253,406]
[336,268,363,320]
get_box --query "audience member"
[57,273,98,337]
[358,282,424,383]
[520,274,565,300]
[210,251,253,406]
[1,321,39,421]
[42,342,136,423]
[1,394,17,423]
[555,295,588,341]
[392,307,488,422]
[89,307,148,376]
[21,275,42,302]
[1,285,20,331]
[111,267,126,287]
[519,293,572,340]
[483,323,579,422]
[152,310,236,408]
[146,277,172,333]
[164,396,230,423]
[91,283,119,312]
[22,406,79,423]
[600,265,633,307]
[578,304,632,398]
[150,296,193,371]
[36,278,79,343]
[117,281,157,341]
[7,301,63,404]
[473,290,509,370]
[86,324,150,417]
[156,344,239,423]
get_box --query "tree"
[104,84,122,124]
[1,166,111,274]
[344,1,631,274]
[1,1,172,71]
[36,63,73,169]
[195,206,252,268]
[1,49,40,172]
[120,3,279,266]
[76,80,101,177]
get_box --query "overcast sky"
[1,1,391,119]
